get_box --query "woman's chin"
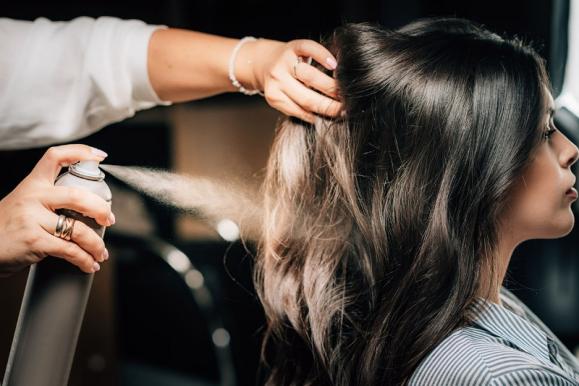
[533,211,576,239]
[553,210,575,238]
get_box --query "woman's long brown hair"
[254,18,549,386]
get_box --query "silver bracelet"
[228,36,264,96]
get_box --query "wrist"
[230,37,262,94]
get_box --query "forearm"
[0,17,166,149]
[147,28,274,102]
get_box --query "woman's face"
[503,90,579,242]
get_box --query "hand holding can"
[0,144,115,276]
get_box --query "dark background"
[3,1,553,53]
[1,1,578,386]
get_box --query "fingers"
[42,186,115,227]
[40,232,101,274]
[288,40,343,118]
[39,208,108,266]
[291,39,338,71]
[67,217,109,264]
[260,38,343,121]
[294,62,340,99]
[31,144,108,182]
[282,74,342,118]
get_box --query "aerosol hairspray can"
[3,160,112,386]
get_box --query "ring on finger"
[54,214,76,241]
[293,56,313,78]
[293,56,303,78]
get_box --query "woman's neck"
[478,226,519,304]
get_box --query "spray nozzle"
[69,160,105,181]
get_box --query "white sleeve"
[0,17,172,150]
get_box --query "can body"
[3,168,111,386]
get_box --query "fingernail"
[91,147,108,158]
[326,57,338,70]
[102,249,109,261]
[108,213,116,226]
[93,262,101,272]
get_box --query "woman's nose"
[561,136,579,168]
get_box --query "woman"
[255,18,579,385]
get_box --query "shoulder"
[490,366,578,385]
[408,327,577,386]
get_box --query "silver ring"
[54,214,75,241]
[293,56,304,78]
[293,56,314,79]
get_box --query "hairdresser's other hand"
[0,144,115,277]
[249,39,343,123]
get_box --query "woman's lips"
[566,187,578,200]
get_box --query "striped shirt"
[409,287,579,385]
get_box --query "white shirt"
[0,16,171,150]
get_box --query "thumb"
[30,144,108,182]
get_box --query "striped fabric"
[409,287,579,385]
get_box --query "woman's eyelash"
[543,127,556,140]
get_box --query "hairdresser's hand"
[0,144,115,277]
[249,39,343,123]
